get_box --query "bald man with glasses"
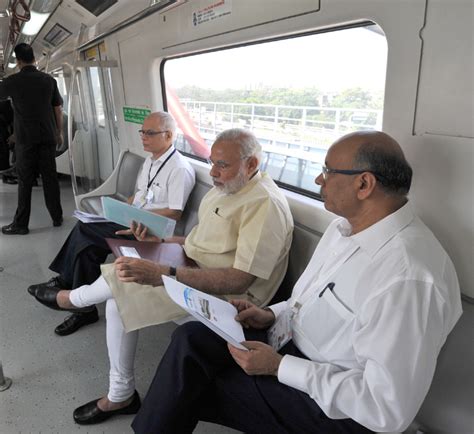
[28,111,195,336]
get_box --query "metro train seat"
[79,150,145,215]
[405,299,474,434]
[171,177,474,434]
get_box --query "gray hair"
[353,143,413,196]
[215,128,262,164]
[152,111,177,141]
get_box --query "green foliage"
[175,85,383,110]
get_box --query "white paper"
[162,275,248,351]
[119,246,141,258]
[73,210,109,223]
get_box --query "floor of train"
[0,177,239,434]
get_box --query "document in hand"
[102,196,176,238]
[105,238,197,268]
[73,209,109,223]
[162,275,248,351]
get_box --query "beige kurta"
[104,172,294,332]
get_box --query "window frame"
[160,20,383,200]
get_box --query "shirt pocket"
[150,183,167,205]
[195,211,237,254]
[298,287,355,361]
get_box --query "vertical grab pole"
[0,361,12,391]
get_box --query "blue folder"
[101,196,176,238]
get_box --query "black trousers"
[131,322,374,434]
[49,221,134,289]
[14,141,62,227]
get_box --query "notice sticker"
[192,0,232,27]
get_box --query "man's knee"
[172,322,208,344]
[170,321,228,363]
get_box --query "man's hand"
[115,221,162,242]
[228,341,283,376]
[114,256,165,286]
[231,299,275,329]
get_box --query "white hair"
[215,128,262,165]
[151,111,177,141]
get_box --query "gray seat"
[80,151,145,215]
[174,179,211,236]
[409,299,474,434]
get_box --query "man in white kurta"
[131,131,462,434]
[34,128,293,425]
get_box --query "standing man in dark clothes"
[0,43,63,235]
[0,99,14,172]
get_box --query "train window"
[163,23,387,197]
[89,67,106,128]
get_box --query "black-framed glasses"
[206,156,249,171]
[138,129,169,137]
[321,165,385,182]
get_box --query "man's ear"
[246,156,259,174]
[357,172,377,200]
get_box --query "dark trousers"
[132,322,373,434]
[0,139,9,171]
[49,221,134,289]
[14,141,62,228]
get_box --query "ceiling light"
[8,62,17,69]
[22,11,51,36]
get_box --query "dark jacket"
[0,65,63,145]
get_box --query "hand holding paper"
[102,197,175,238]
[115,221,161,242]
[227,341,283,376]
[162,276,248,350]
[231,299,276,330]
[115,256,166,286]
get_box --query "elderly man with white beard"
[33,128,294,425]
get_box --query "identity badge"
[145,189,154,204]
[267,308,292,351]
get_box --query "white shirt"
[271,202,462,432]
[132,146,195,211]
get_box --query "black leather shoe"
[2,223,29,235]
[28,276,70,296]
[73,390,141,425]
[55,308,99,336]
[53,217,63,227]
[2,175,18,185]
[34,287,87,313]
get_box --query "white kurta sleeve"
[278,280,453,432]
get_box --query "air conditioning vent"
[43,23,72,46]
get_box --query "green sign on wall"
[123,106,151,124]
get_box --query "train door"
[69,42,119,195]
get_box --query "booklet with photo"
[162,275,248,351]
[102,196,176,238]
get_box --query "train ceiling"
[0,0,182,77]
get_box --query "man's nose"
[315,173,324,186]
[209,164,219,178]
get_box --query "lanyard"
[147,149,176,190]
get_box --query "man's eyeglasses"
[138,129,169,137]
[207,156,249,171]
[321,165,385,182]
